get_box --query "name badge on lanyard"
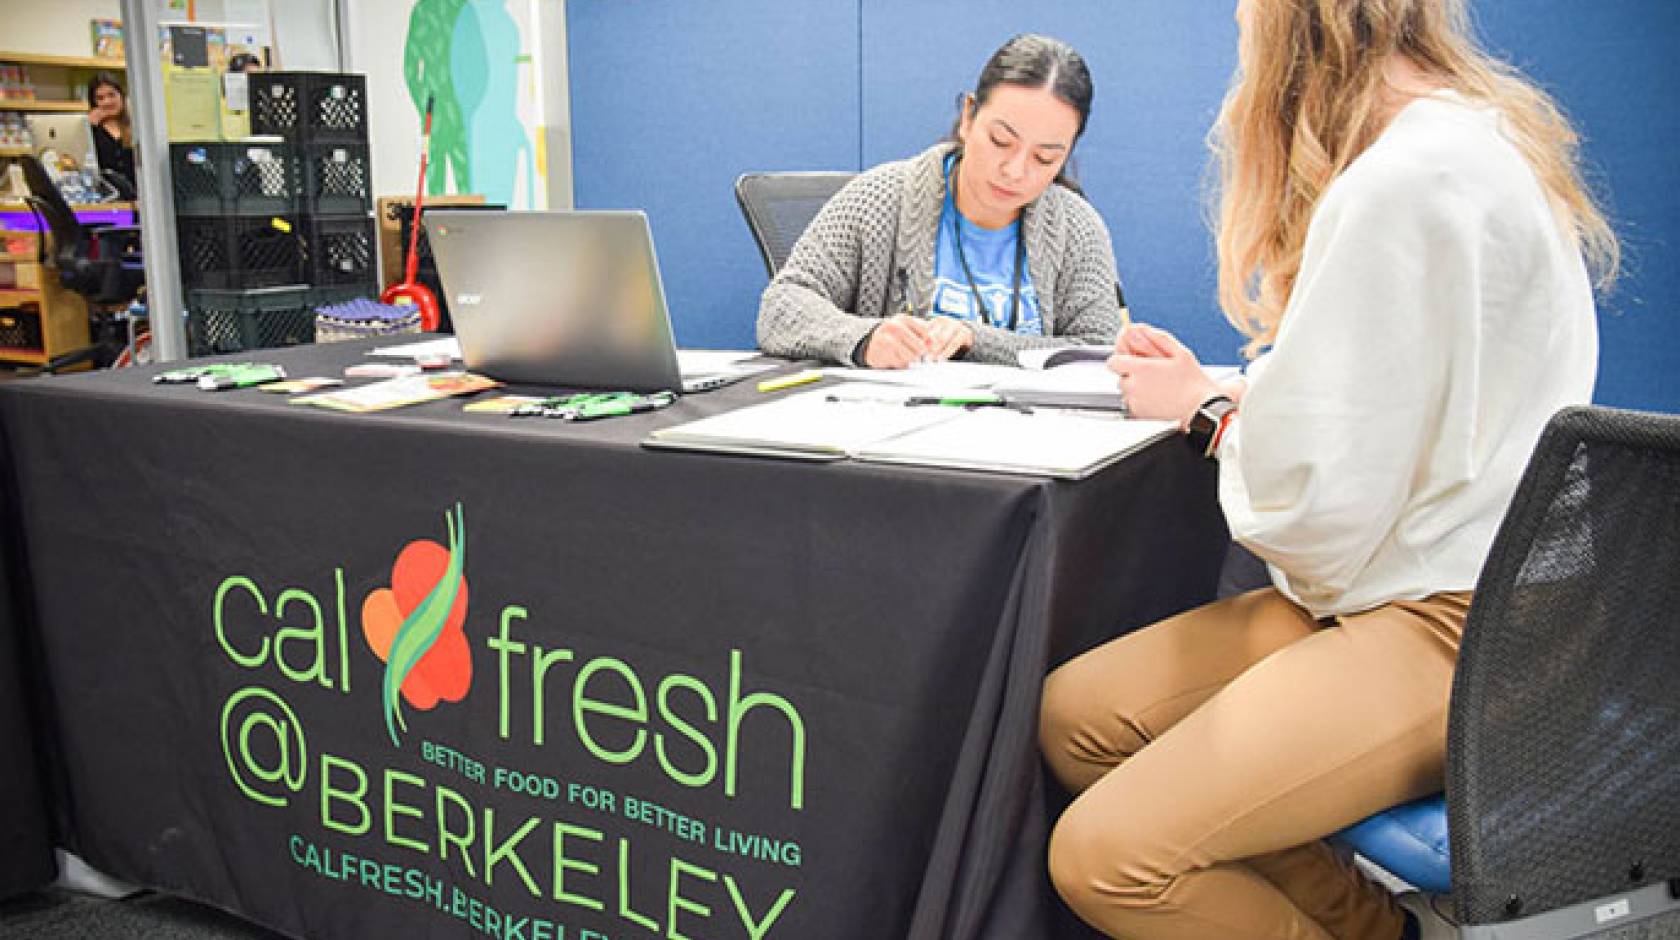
[935,284,973,318]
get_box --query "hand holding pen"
[860,268,970,369]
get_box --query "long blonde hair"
[1213,0,1618,355]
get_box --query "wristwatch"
[1185,394,1237,459]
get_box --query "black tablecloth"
[0,464,55,899]
[0,340,1227,939]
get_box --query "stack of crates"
[173,72,375,356]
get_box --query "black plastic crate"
[0,308,43,350]
[391,202,504,274]
[178,216,303,290]
[170,141,300,217]
[249,72,368,143]
[301,215,377,287]
[301,142,371,215]
[186,286,314,356]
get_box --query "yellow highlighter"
[757,369,824,393]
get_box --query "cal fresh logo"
[361,504,473,745]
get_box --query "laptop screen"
[425,210,683,392]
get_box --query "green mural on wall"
[402,0,535,207]
[403,0,473,195]
[454,0,536,209]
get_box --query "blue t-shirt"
[930,155,1043,335]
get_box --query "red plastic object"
[379,96,441,331]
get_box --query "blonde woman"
[1039,2,1615,939]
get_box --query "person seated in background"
[756,33,1125,368]
[86,73,135,191]
[1038,0,1616,938]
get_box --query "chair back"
[1448,405,1680,930]
[734,172,855,278]
[19,155,84,268]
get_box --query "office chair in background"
[1337,404,1680,938]
[19,155,145,372]
[733,171,856,278]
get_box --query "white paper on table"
[676,349,762,375]
[995,360,1121,395]
[368,337,463,360]
[645,385,961,458]
[820,360,1024,390]
[856,409,1177,479]
[1016,345,1111,370]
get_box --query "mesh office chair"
[19,155,144,371]
[1339,405,1680,938]
[733,172,856,277]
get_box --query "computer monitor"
[26,114,98,175]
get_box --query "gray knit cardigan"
[755,142,1125,365]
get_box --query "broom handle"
[403,96,435,285]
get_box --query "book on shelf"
[90,19,126,60]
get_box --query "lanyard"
[947,157,1024,332]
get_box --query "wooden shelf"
[0,201,135,212]
[0,101,88,113]
[0,53,125,70]
[0,347,47,364]
[0,146,30,157]
[0,288,42,305]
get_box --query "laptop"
[426,209,743,393]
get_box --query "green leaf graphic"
[383,504,466,746]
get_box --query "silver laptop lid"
[425,209,683,392]
[28,114,99,173]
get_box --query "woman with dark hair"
[756,33,1125,368]
[86,73,135,186]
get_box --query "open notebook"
[853,407,1174,479]
[644,386,1174,478]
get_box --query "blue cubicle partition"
[565,1,860,352]
[567,2,1680,413]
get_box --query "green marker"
[904,394,1004,407]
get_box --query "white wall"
[0,0,125,57]
[346,0,414,204]
[268,0,340,71]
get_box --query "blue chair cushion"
[1331,793,1451,894]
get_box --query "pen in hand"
[897,267,935,364]
[898,267,918,319]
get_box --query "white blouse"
[1218,92,1598,618]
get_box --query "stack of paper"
[995,361,1125,411]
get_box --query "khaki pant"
[1041,588,1470,940]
